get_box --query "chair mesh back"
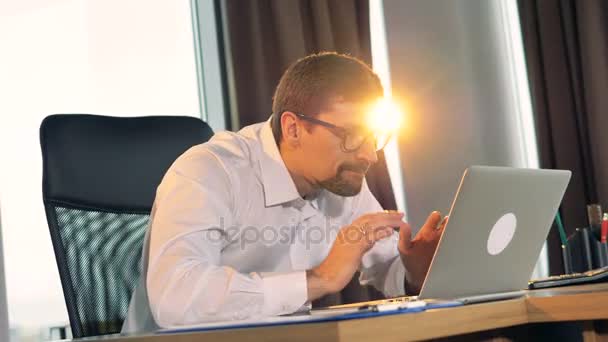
[40,114,214,338]
[50,207,148,336]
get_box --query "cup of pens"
[560,204,608,274]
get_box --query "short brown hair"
[271,52,383,143]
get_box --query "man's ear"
[280,111,301,147]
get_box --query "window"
[0,1,200,340]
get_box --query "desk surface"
[74,283,608,342]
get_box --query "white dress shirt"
[121,119,406,333]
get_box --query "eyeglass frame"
[283,112,391,153]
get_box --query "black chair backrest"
[40,114,214,338]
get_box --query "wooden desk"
[76,283,608,342]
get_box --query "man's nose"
[355,138,378,165]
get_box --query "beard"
[319,161,370,197]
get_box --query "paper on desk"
[310,299,428,317]
[158,299,462,334]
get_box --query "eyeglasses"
[291,112,392,152]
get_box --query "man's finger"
[422,211,442,233]
[365,216,406,232]
[368,212,404,224]
[372,227,395,242]
[398,221,413,251]
[436,215,449,231]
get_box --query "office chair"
[40,114,214,338]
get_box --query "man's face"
[299,101,379,196]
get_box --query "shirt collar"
[259,119,302,207]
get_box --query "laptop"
[417,165,570,303]
[317,165,571,312]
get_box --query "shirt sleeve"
[352,180,407,297]
[146,150,307,327]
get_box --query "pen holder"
[592,239,608,268]
[562,227,608,273]
[561,244,574,274]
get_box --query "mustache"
[339,162,370,174]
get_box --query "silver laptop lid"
[418,166,571,300]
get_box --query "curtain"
[221,0,397,304]
[222,0,371,128]
[518,0,608,274]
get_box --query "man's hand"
[306,211,404,301]
[398,211,446,294]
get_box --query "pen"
[555,212,568,247]
[601,213,608,244]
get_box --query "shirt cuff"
[260,271,307,315]
[384,256,407,297]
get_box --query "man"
[122,52,444,333]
